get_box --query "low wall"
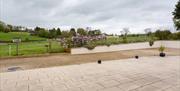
[160,41,180,49]
[71,41,180,54]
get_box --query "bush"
[155,30,171,40]
[122,37,128,43]
[84,42,96,50]
[149,40,154,46]
[105,42,111,47]
[25,37,30,42]
[149,37,154,46]
[169,32,180,40]
[159,45,165,53]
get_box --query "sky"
[0,0,178,34]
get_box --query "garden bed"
[71,41,180,54]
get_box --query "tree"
[0,21,9,33]
[38,29,49,38]
[4,27,10,33]
[13,26,22,32]
[70,28,76,36]
[123,28,130,35]
[7,24,13,32]
[77,28,87,35]
[34,26,41,32]
[88,30,95,36]
[0,23,5,32]
[120,28,130,43]
[173,0,180,30]
[61,31,71,38]
[49,28,57,39]
[94,30,101,35]
[56,28,61,36]
[155,30,171,40]
[144,28,152,41]
[144,28,152,36]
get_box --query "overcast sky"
[0,0,178,34]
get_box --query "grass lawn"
[0,32,46,42]
[0,33,156,57]
[0,41,64,57]
[92,35,155,46]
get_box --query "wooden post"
[16,42,19,56]
[8,44,11,56]
[48,39,52,52]
[12,38,21,56]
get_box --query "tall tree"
[34,26,41,32]
[0,22,5,32]
[61,31,70,38]
[94,30,101,35]
[77,28,87,35]
[56,28,61,36]
[88,30,95,36]
[173,0,180,30]
[7,24,13,32]
[155,30,171,40]
[49,28,57,39]
[121,28,130,43]
[70,28,76,36]
[122,28,130,36]
[38,29,49,38]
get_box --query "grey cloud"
[0,0,178,33]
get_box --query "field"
[0,41,64,57]
[0,32,45,42]
[0,32,64,57]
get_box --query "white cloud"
[0,0,178,33]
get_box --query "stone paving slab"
[0,56,180,91]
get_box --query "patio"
[0,56,180,91]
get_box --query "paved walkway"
[0,56,180,91]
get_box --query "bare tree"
[144,28,151,34]
[144,28,153,41]
[120,28,130,43]
[123,28,130,35]
[120,31,124,36]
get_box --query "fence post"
[8,44,11,56]
[15,42,19,56]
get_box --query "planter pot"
[98,60,101,64]
[135,55,139,59]
[159,52,165,57]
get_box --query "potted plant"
[149,39,154,46]
[159,45,165,57]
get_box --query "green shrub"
[25,37,30,42]
[155,30,171,40]
[122,37,128,43]
[149,39,154,46]
[159,45,165,53]
[105,42,111,47]
[169,32,180,40]
[84,42,96,50]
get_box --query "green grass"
[88,35,157,47]
[0,33,157,57]
[0,41,64,57]
[0,32,46,42]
